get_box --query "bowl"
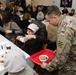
[5,44,11,50]
[39,55,49,63]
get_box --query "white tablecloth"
[0,34,34,75]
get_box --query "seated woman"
[16,23,47,55]
[0,11,22,42]
[36,6,44,21]
[69,9,75,16]
[21,13,30,31]
[62,7,68,15]
[11,9,23,29]
[0,14,5,36]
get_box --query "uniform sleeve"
[45,27,75,72]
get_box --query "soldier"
[41,5,76,75]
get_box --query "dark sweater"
[24,39,43,55]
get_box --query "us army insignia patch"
[58,41,63,48]
[57,36,67,53]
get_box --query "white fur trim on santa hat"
[28,23,39,33]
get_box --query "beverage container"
[6,44,11,50]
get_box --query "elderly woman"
[16,23,47,55]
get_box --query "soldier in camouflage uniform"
[41,5,76,75]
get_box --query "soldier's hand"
[41,62,47,69]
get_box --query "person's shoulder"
[73,14,76,18]
[64,15,76,21]
[11,21,18,25]
[65,16,76,30]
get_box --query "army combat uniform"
[45,16,76,75]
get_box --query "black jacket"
[24,38,43,55]
[11,15,22,29]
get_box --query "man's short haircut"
[46,5,61,17]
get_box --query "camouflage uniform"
[45,16,76,75]
[47,24,57,42]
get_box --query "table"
[0,34,34,75]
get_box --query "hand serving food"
[41,62,47,69]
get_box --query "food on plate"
[39,55,48,62]
[40,55,47,60]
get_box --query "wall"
[32,0,54,6]
[1,0,76,12]
[26,0,31,6]
[32,0,76,13]
[0,0,31,7]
